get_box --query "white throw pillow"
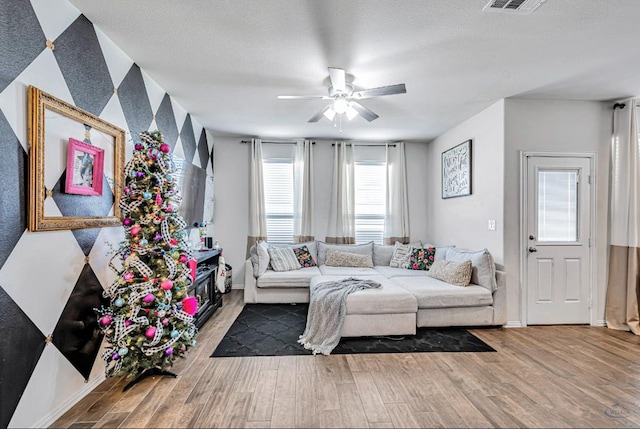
[271,241,318,263]
[445,247,497,292]
[268,247,301,272]
[389,241,422,268]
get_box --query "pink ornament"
[178,254,188,263]
[130,225,142,236]
[124,187,130,194]
[123,272,134,281]
[159,143,171,153]
[166,205,173,212]
[155,192,162,205]
[99,315,113,327]
[170,238,178,246]
[143,293,155,303]
[161,318,169,326]
[160,279,173,290]
[165,347,174,356]
[125,319,132,327]
[135,143,143,150]
[182,296,199,315]
[123,218,132,226]
[145,326,157,339]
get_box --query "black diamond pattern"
[0,110,27,270]
[180,114,196,163]
[71,228,102,257]
[0,285,46,429]
[51,172,114,218]
[155,93,179,149]
[0,0,46,92]
[197,129,209,170]
[118,64,153,139]
[51,264,108,380]
[212,304,495,357]
[53,15,114,116]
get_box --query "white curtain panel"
[384,142,410,244]
[606,100,640,334]
[247,138,267,256]
[293,139,315,243]
[326,142,355,244]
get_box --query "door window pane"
[537,170,578,242]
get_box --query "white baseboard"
[594,319,606,327]
[32,374,105,428]
[232,284,244,290]
[505,321,523,328]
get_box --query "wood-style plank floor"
[52,290,640,428]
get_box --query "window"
[354,160,386,244]
[263,158,294,243]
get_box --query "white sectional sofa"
[244,241,506,336]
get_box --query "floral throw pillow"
[293,245,317,268]
[407,247,436,270]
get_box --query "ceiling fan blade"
[308,104,332,122]
[277,95,330,100]
[352,83,406,99]
[350,101,379,122]
[328,67,346,92]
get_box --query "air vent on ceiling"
[483,0,546,14]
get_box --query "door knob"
[529,234,536,240]
[528,247,537,253]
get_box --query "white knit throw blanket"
[298,277,382,355]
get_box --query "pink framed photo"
[65,138,104,196]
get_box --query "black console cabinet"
[191,249,223,328]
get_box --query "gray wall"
[425,100,505,264]
[503,98,611,326]
[212,138,430,288]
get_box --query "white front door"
[525,155,592,325]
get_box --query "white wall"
[425,100,505,264]
[212,138,429,288]
[503,98,611,326]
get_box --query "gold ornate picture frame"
[28,86,125,231]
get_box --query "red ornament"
[160,143,171,153]
[188,258,197,281]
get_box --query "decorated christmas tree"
[96,130,199,381]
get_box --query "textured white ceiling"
[70,0,640,141]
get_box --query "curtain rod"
[331,143,396,147]
[240,140,315,145]
[613,103,626,110]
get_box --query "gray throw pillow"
[325,248,374,268]
[250,241,270,277]
[268,246,301,272]
[427,260,472,286]
[445,247,497,292]
[373,243,395,266]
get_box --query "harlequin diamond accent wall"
[0,0,213,427]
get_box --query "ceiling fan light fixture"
[346,105,358,121]
[323,106,336,121]
[333,97,349,114]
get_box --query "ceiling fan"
[277,67,406,125]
